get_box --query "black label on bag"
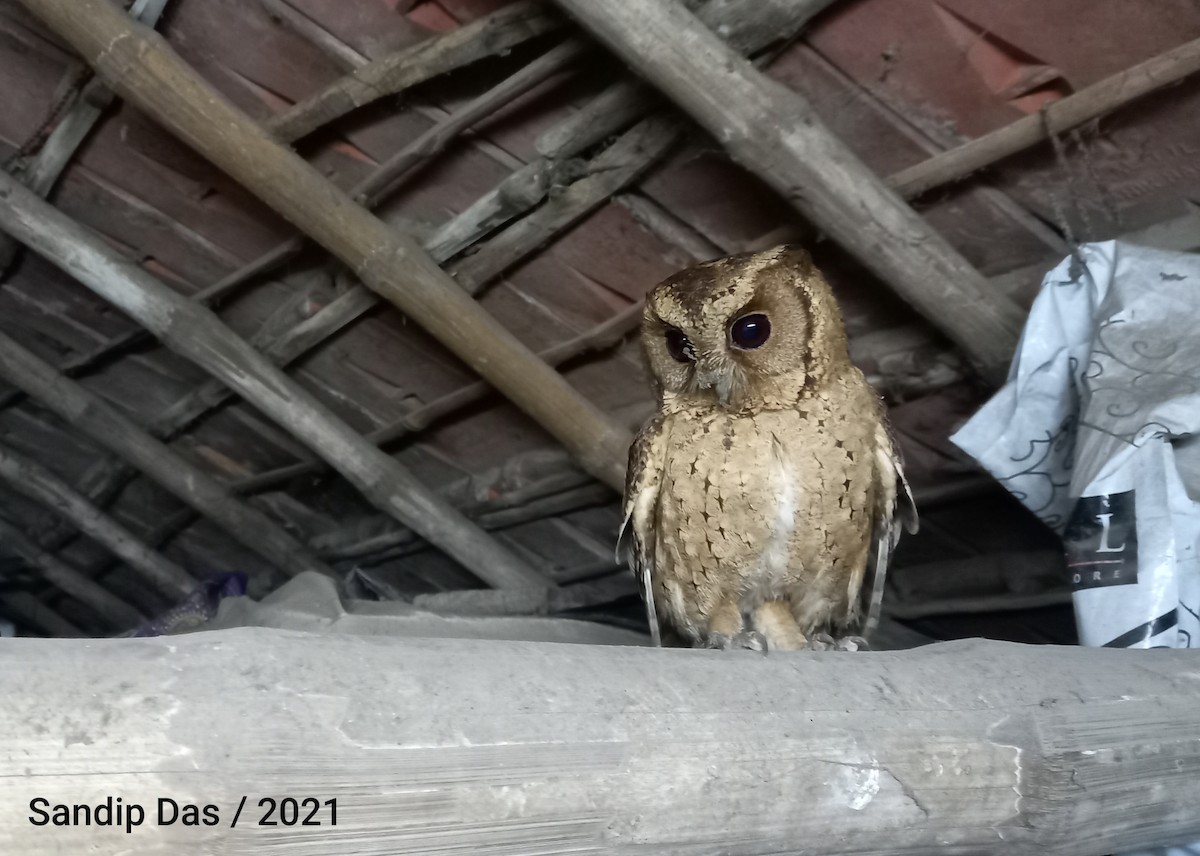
[1063,491,1138,589]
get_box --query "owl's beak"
[695,364,733,406]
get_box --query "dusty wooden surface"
[551,0,1027,383]
[2,630,1200,854]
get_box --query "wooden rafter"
[889,35,1200,199]
[265,1,564,143]
[0,171,553,592]
[0,441,197,601]
[15,0,632,492]
[0,330,334,583]
[0,515,144,630]
[550,0,1027,384]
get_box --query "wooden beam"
[184,0,831,451]
[0,0,825,431]
[889,35,1200,199]
[5,630,1200,853]
[433,0,834,263]
[16,0,630,492]
[0,515,143,631]
[452,115,682,294]
[550,0,1026,384]
[0,0,171,273]
[0,33,569,418]
[314,469,609,564]
[0,331,333,583]
[0,172,551,592]
[791,42,1066,257]
[357,38,589,206]
[233,302,644,497]
[265,0,563,142]
[0,441,197,601]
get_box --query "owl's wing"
[618,412,667,646]
[859,412,919,636]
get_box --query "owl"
[621,246,917,651]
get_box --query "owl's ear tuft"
[776,244,814,277]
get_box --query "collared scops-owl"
[621,246,917,651]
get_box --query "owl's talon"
[835,635,870,652]
[701,632,733,650]
[731,630,768,653]
[805,632,836,651]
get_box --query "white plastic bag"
[952,241,1200,649]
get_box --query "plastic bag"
[951,240,1200,649]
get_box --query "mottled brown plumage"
[621,246,917,651]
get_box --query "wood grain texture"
[551,0,1026,384]
[2,630,1200,853]
[15,0,631,492]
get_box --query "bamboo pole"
[889,35,1200,199]
[94,302,636,572]
[0,0,823,423]
[0,441,197,601]
[453,115,682,293]
[5,630,1200,854]
[194,0,829,455]
[0,32,573,422]
[264,1,564,143]
[15,0,630,492]
[231,302,644,496]
[0,331,334,583]
[130,37,603,443]
[0,172,552,592]
[550,0,1025,384]
[0,0,171,272]
[357,38,590,205]
[0,515,144,630]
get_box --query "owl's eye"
[664,328,695,363]
[730,313,771,349]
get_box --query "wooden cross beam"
[0,515,144,631]
[0,440,198,602]
[0,329,334,584]
[14,0,631,492]
[549,0,1027,384]
[0,171,552,592]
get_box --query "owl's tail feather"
[619,509,661,647]
[641,567,662,648]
